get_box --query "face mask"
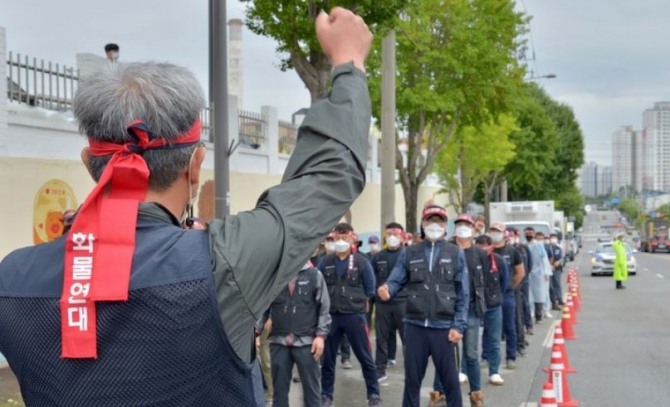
[386,235,401,248]
[334,240,350,253]
[550,238,558,245]
[490,231,503,243]
[455,226,473,239]
[324,242,336,253]
[525,234,534,242]
[424,223,446,241]
[369,243,380,252]
[536,240,545,245]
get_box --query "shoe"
[523,339,530,347]
[469,390,485,407]
[321,395,333,407]
[552,304,562,311]
[377,373,388,383]
[544,310,553,318]
[368,395,382,406]
[506,360,516,370]
[292,376,300,383]
[387,359,396,366]
[517,348,527,357]
[341,359,353,369]
[459,372,468,383]
[535,318,542,324]
[489,374,504,385]
[526,328,534,335]
[428,391,446,407]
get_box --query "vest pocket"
[406,294,427,316]
[435,291,456,317]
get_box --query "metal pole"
[381,30,396,230]
[210,0,230,217]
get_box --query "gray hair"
[74,62,206,191]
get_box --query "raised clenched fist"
[315,7,373,73]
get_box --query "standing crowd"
[257,204,569,407]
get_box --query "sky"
[2,0,670,167]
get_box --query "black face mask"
[525,234,534,241]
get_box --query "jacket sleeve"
[209,63,370,362]
[386,250,408,297]
[453,249,470,333]
[361,257,376,298]
[314,270,332,337]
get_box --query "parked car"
[590,242,637,276]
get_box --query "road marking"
[657,273,665,279]
[543,321,557,348]
[519,403,538,407]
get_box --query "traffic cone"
[553,326,576,373]
[539,381,558,407]
[561,306,578,340]
[566,294,578,325]
[570,285,581,312]
[543,345,579,407]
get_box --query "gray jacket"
[208,63,370,362]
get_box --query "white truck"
[488,201,555,243]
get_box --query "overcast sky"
[3,0,669,167]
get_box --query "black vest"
[0,216,254,406]
[484,253,504,308]
[374,248,407,300]
[404,242,460,321]
[463,245,487,317]
[320,253,369,314]
[270,268,319,338]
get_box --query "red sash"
[60,119,201,358]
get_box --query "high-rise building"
[228,19,244,110]
[643,102,670,192]
[580,162,612,198]
[612,125,635,193]
[598,166,612,197]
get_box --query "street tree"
[241,0,406,102]
[367,0,527,231]
[435,114,518,214]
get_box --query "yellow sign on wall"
[33,179,78,244]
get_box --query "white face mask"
[369,243,380,252]
[490,231,504,243]
[334,240,350,253]
[550,238,558,245]
[455,226,473,239]
[386,235,401,248]
[324,242,336,253]
[424,223,446,241]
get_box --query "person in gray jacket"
[261,262,331,407]
[0,7,372,406]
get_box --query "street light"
[527,71,557,80]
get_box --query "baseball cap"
[368,235,380,244]
[454,214,475,226]
[489,222,506,232]
[422,205,448,221]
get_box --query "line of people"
[257,204,567,407]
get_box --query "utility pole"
[210,0,230,217]
[381,30,396,231]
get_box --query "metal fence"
[278,120,297,155]
[238,109,266,149]
[6,52,79,111]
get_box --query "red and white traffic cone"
[553,326,576,373]
[566,293,578,325]
[539,381,558,407]
[570,284,581,312]
[561,306,578,340]
[543,345,579,407]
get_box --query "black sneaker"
[321,395,333,407]
[368,395,382,406]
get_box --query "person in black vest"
[261,261,331,407]
[378,205,469,407]
[318,223,381,407]
[372,222,406,382]
[489,222,525,371]
[0,8,373,406]
[507,227,530,357]
[548,233,564,310]
[431,214,488,407]
[363,235,381,330]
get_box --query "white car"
[590,242,637,276]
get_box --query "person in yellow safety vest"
[613,233,629,289]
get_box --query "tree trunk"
[404,179,420,235]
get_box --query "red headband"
[60,119,201,359]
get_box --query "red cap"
[489,222,506,232]
[454,214,475,226]
[422,205,448,221]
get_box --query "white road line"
[519,402,538,407]
[542,321,557,348]
[657,273,665,279]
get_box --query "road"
[3,210,669,406]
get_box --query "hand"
[448,329,462,343]
[311,336,325,361]
[315,7,373,72]
[264,318,272,333]
[377,284,391,301]
[255,335,261,353]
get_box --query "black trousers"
[515,289,526,351]
[271,344,322,407]
[375,299,406,374]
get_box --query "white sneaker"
[544,310,553,318]
[459,373,468,383]
[489,374,504,386]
